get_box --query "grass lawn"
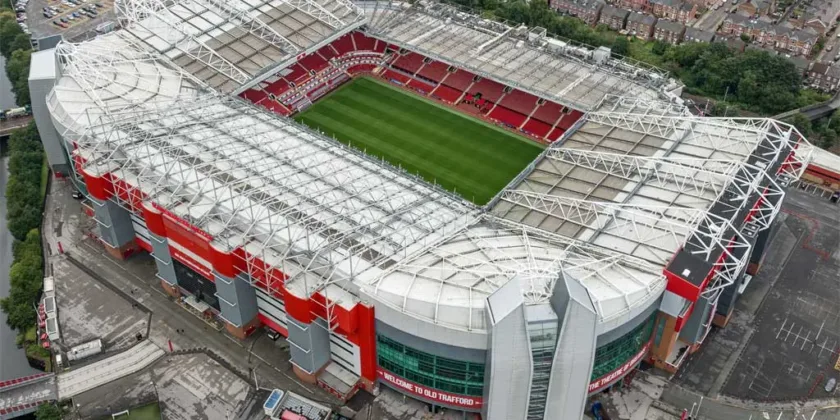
[108,402,161,420]
[294,77,544,204]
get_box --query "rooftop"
[117,0,365,93]
[363,1,672,111]
[47,3,812,334]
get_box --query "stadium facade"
[28,0,813,418]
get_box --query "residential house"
[807,61,840,92]
[650,0,681,19]
[627,11,657,39]
[803,16,829,35]
[737,0,771,16]
[616,0,651,12]
[798,0,840,35]
[551,0,605,26]
[649,0,697,22]
[721,14,772,41]
[684,27,715,43]
[715,35,747,52]
[599,5,630,30]
[684,0,716,9]
[677,2,697,24]
[778,28,819,56]
[789,55,810,76]
[654,20,686,44]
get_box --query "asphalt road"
[0,156,40,381]
[693,5,730,32]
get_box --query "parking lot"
[675,188,840,402]
[25,0,115,41]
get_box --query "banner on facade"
[588,341,652,393]
[377,368,483,409]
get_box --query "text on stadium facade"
[377,369,482,409]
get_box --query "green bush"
[0,10,31,105]
[445,0,816,117]
[5,123,45,241]
[0,229,43,333]
[35,403,64,420]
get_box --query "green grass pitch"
[294,77,545,205]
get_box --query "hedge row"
[1,123,46,333]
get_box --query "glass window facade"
[377,335,485,397]
[526,317,558,419]
[591,315,655,380]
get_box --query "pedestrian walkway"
[57,340,164,398]
[0,374,56,420]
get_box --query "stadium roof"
[116,0,365,93]
[363,1,676,111]
[47,8,811,334]
[492,96,811,299]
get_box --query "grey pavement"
[44,179,342,410]
[57,340,164,399]
[52,255,149,352]
[662,384,840,420]
[0,375,57,417]
[721,190,840,402]
[655,188,840,420]
[72,352,259,420]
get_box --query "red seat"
[282,64,309,83]
[373,38,386,53]
[443,69,474,91]
[297,53,329,72]
[382,70,412,85]
[489,106,527,127]
[532,101,565,125]
[500,90,539,116]
[392,53,425,74]
[317,45,338,61]
[408,78,436,91]
[558,110,584,130]
[240,89,267,104]
[352,32,377,51]
[521,118,552,137]
[470,78,505,102]
[417,61,449,83]
[348,64,377,73]
[332,35,356,54]
[431,84,462,103]
[547,127,565,141]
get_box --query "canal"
[0,55,40,381]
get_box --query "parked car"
[826,378,836,393]
[71,191,84,199]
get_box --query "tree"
[35,403,64,420]
[0,15,22,58]
[651,40,669,56]
[612,36,629,57]
[789,113,814,138]
[740,33,751,43]
[6,48,32,106]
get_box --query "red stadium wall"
[79,165,379,386]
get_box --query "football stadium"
[27,0,813,418]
